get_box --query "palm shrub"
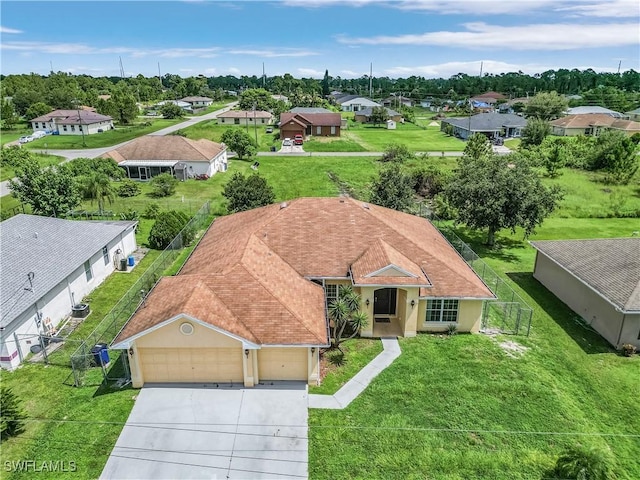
[0,387,27,440]
[327,286,368,350]
[554,445,617,480]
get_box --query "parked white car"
[32,131,47,139]
[282,138,292,147]
[19,136,34,144]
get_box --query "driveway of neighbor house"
[100,383,309,480]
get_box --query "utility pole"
[369,63,373,98]
[253,102,258,145]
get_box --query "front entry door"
[139,167,149,180]
[374,288,397,316]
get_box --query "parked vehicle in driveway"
[282,138,292,146]
[266,127,273,133]
[19,136,33,144]
[293,134,304,145]
[32,131,47,139]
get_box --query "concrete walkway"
[308,337,401,410]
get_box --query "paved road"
[100,384,309,480]
[0,103,237,197]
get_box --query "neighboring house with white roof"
[331,94,381,112]
[0,215,137,370]
[216,110,274,126]
[180,96,213,107]
[156,100,192,111]
[626,107,640,122]
[30,110,114,136]
[101,135,228,180]
[566,106,625,118]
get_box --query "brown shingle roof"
[280,112,341,127]
[101,136,226,163]
[551,114,640,131]
[216,110,273,119]
[351,239,431,286]
[30,109,112,125]
[531,238,640,313]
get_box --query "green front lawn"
[177,120,280,151]
[1,123,33,146]
[310,217,640,480]
[25,119,182,150]
[187,101,233,116]
[343,122,465,151]
[303,138,367,152]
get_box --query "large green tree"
[109,82,139,124]
[590,130,639,184]
[220,128,257,160]
[159,103,185,119]
[463,133,493,162]
[1,99,18,129]
[445,153,563,246]
[369,163,415,212]
[238,88,273,111]
[370,106,390,126]
[524,91,568,120]
[25,102,52,121]
[521,118,551,147]
[222,172,275,213]
[9,162,81,217]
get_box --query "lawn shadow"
[506,272,614,355]
[93,354,133,398]
[448,226,525,264]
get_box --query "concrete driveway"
[100,383,308,480]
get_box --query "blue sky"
[1,0,638,79]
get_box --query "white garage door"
[139,347,243,383]
[258,348,307,381]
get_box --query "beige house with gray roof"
[531,238,640,349]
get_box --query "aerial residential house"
[180,96,213,108]
[549,114,640,137]
[0,215,137,370]
[531,238,640,349]
[566,106,625,118]
[382,95,412,109]
[626,107,640,122]
[30,110,114,136]
[216,110,274,126]
[156,100,192,112]
[331,94,381,112]
[101,136,228,181]
[441,113,527,140]
[470,91,507,105]
[354,107,403,124]
[110,198,494,388]
[279,112,342,139]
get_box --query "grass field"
[23,119,181,150]
[0,153,66,182]
[177,120,280,151]
[343,122,466,151]
[1,153,638,479]
[0,124,33,145]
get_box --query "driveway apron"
[100,383,308,479]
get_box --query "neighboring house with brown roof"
[531,238,640,349]
[31,109,114,136]
[216,110,274,126]
[549,114,640,137]
[101,136,228,180]
[470,91,507,105]
[111,197,494,388]
[279,112,342,139]
[180,96,213,107]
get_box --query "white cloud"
[228,67,241,74]
[340,69,367,78]
[382,60,619,78]
[1,26,23,34]
[283,0,639,17]
[297,68,324,77]
[204,67,217,75]
[337,22,638,50]
[228,48,318,58]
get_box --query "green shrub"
[67,157,124,180]
[379,142,414,163]
[0,386,27,440]
[119,209,139,221]
[142,203,160,219]
[148,210,190,250]
[411,165,450,198]
[326,350,345,367]
[0,146,32,167]
[117,180,141,198]
[554,445,617,480]
[150,173,178,198]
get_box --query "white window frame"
[316,126,321,135]
[330,126,336,135]
[425,299,459,323]
[84,260,93,282]
[102,246,109,266]
[325,284,338,305]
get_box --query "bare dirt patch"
[481,328,529,358]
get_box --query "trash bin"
[120,258,127,271]
[127,255,135,267]
[91,343,110,366]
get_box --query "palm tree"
[83,172,114,213]
[327,286,368,350]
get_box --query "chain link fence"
[418,204,533,336]
[69,201,213,387]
